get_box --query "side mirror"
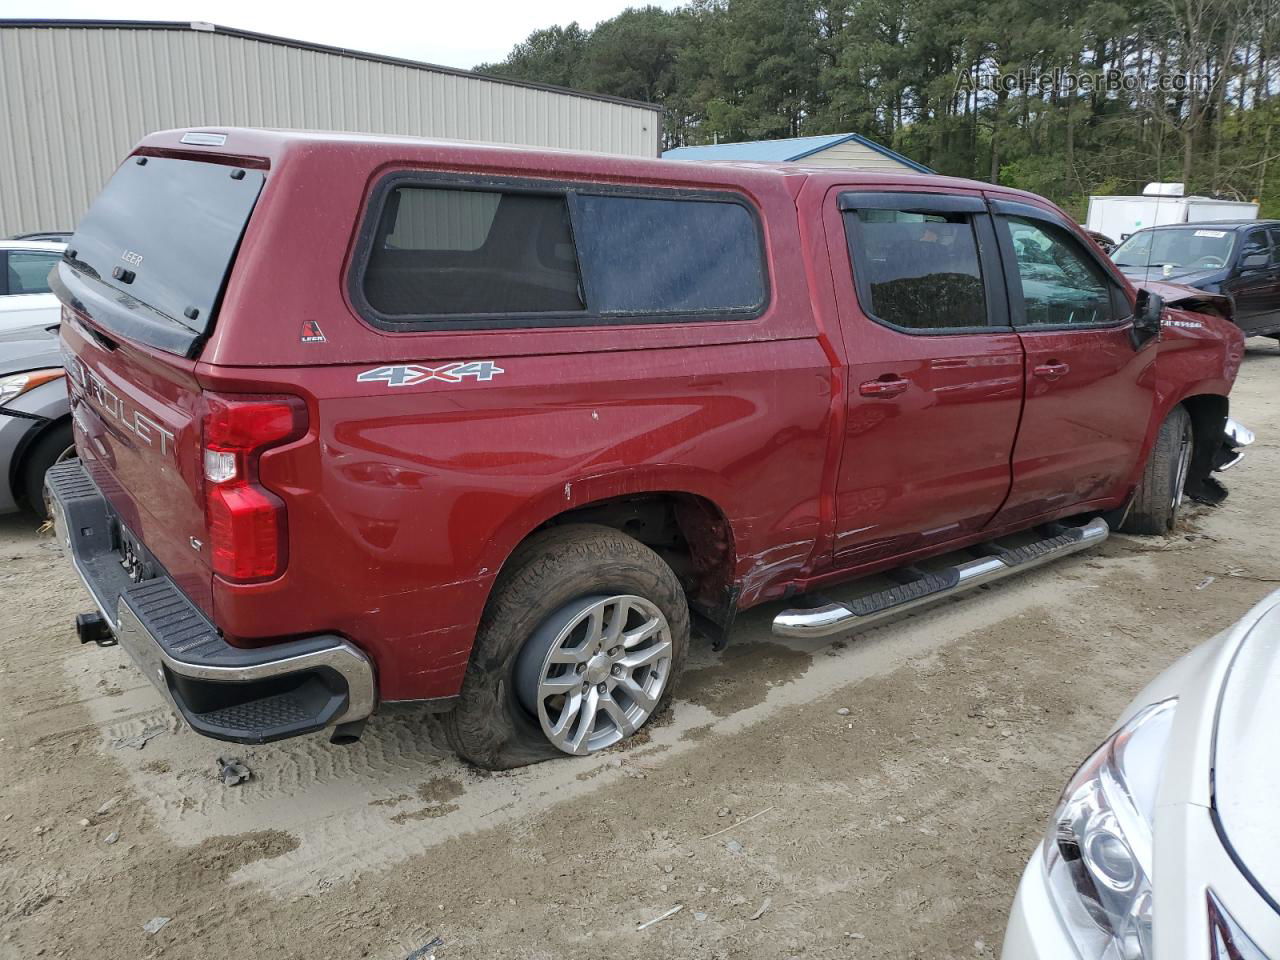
[1131,288,1163,349]
[1241,252,1268,270]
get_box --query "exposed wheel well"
[533,493,738,643]
[9,414,72,508]
[1178,394,1228,501]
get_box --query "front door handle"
[859,376,911,398]
[1033,361,1070,380]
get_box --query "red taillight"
[201,394,306,582]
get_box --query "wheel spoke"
[622,616,663,648]
[616,675,657,711]
[540,672,581,695]
[548,644,588,665]
[548,690,584,740]
[598,694,635,736]
[605,599,628,645]
[567,687,600,752]
[618,639,671,671]
[586,605,607,645]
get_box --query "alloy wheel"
[1171,420,1193,512]
[514,594,673,756]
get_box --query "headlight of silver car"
[0,368,65,407]
[1042,699,1177,960]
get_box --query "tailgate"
[61,315,212,612]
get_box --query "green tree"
[478,0,1280,216]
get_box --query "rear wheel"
[1120,406,1193,535]
[20,421,75,521]
[444,523,689,770]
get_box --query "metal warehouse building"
[0,19,663,236]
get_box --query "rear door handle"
[859,376,911,398]
[1032,362,1070,379]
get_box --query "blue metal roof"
[663,132,933,173]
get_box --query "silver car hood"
[1213,593,1280,908]
[0,322,62,378]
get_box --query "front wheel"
[1120,406,1193,535]
[444,523,689,770]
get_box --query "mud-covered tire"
[444,523,690,770]
[20,421,75,521]
[1121,406,1193,535]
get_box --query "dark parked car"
[1112,220,1280,341]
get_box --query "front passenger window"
[1004,217,1114,327]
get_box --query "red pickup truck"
[46,128,1248,769]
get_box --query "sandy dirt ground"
[1,342,1277,960]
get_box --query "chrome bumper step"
[773,517,1110,639]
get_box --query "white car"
[1003,589,1280,959]
[1,240,64,334]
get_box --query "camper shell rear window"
[56,155,264,356]
[350,174,769,331]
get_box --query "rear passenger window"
[354,179,768,328]
[5,252,61,295]
[573,195,764,314]
[844,209,990,330]
[1267,227,1280,264]
[362,187,585,317]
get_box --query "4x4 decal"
[356,361,505,387]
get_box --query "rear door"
[0,248,63,333]
[989,199,1155,526]
[827,189,1024,566]
[1264,226,1280,333]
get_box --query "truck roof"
[133,126,1055,209]
[1135,219,1279,231]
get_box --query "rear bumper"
[45,460,376,743]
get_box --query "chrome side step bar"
[773,517,1110,639]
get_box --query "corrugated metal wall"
[0,23,662,235]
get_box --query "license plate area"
[115,522,160,585]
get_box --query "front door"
[990,201,1157,525]
[827,189,1024,566]
[1226,227,1280,336]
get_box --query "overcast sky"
[0,0,681,69]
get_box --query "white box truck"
[1086,183,1258,243]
